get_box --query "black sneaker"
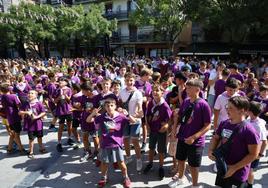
[141,142,147,153]
[49,125,58,132]
[158,167,165,180]
[143,162,153,174]
[67,138,74,146]
[57,143,63,152]
[19,149,28,155]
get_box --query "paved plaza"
[0,118,267,188]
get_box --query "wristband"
[259,153,264,157]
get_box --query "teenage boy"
[135,68,153,152]
[55,78,73,152]
[246,101,267,188]
[119,72,143,172]
[208,96,260,187]
[168,79,211,188]
[87,98,131,188]
[143,84,172,179]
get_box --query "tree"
[129,0,188,55]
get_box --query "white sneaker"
[125,156,133,165]
[136,158,143,171]
[168,177,188,188]
[213,163,217,173]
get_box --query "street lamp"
[192,34,198,56]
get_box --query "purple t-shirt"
[55,87,72,116]
[177,98,211,147]
[196,69,210,89]
[135,80,152,97]
[80,95,98,132]
[95,112,128,149]
[21,101,45,132]
[1,94,21,125]
[71,92,83,119]
[46,83,57,110]
[229,73,245,84]
[214,79,226,102]
[253,96,268,120]
[146,99,172,132]
[216,120,259,182]
[13,83,31,103]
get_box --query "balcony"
[104,10,134,20]
[110,34,168,44]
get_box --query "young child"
[246,101,267,187]
[54,78,73,152]
[70,83,82,149]
[80,81,100,162]
[143,84,172,179]
[19,90,46,158]
[0,83,27,154]
[86,98,131,188]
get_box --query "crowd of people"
[0,55,267,188]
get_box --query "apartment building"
[42,0,193,57]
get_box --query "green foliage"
[0,2,117,57]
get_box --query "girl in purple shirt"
[19,90,46,158]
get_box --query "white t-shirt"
[246,117,267,141]
[214,91,240,125]
[119,87,143,122]
[208,69,217,95]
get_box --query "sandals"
[28,153,34,159]
[39,148,48,154]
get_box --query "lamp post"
[192,34,198,56]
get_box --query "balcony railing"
[104,10,135,20]
[110,34,168,43]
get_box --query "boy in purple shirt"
[19,90,46,158]
[208,96,259,187]
[54,78,73,152]
[143,84,172,179]
[168,79,211,188]
[70,83,82,149]
[87,98,131,188]
[80,82,100,162]
[134,68,153,152]
[0,83,27,155]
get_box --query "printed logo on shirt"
[152,111,160,121]
[104,121,116,132]
[221,129,233,144]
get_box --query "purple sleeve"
[14,95,21,106]
[202,101,211,124]
[94,115,102,125]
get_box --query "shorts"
[123,123,141,139]
[100,147,124,163]
[28,130,43,140]
[251,159,260,169]
[72,118,80,128]
[149,132,167,153]
[176,140,204,167]
[59,114,72,124]
[10,122,22,133]
[82,130,98,138]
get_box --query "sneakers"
[125,156,133,165]
[97,177,108,188]
[123,177,131,188]
[141,142,147,153]
[159,167,165,180]
[56,143,63,152]
[80,151,92,162]
[168,176,188,188]
[143,162,153,174]
[67,138,75,146]
[136,158,143,171]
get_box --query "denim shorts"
[100,147,124,163]
[123,123,141,139]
